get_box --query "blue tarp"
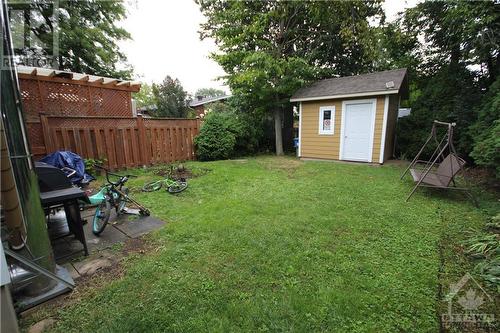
[40,151,95,185]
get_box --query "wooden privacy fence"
[40,114,200,170]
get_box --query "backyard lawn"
[28,156,496,332]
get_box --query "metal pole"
[401,123,436,179]
[405,142,450,202]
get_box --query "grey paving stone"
[113,215,165,238]
[84,225,129,251]
[61,263,80,279]
[28,318,56,333]
[52,206,165,261]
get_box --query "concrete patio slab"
[83,223,129,251]
[113,215,165,238]
[52,207,166,264]
[61,263,80,280]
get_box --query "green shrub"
[465,213,500,291]
[194,110,236,161]
[470,78,500,177]
[84,157,107,174]
[396,65,480,160]
[194,101,271,160]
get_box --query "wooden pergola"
[17,66,141,157]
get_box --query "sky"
[119,0,419,96]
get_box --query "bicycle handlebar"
[94,165,137,185]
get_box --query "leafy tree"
[404,0,499,84]
[470,77,500,176]
[133,83,156,108]
[8,0,132,78]
[197,0,383,155]
[194,88,226,98]
[152,76,189,118]
[396,65,480,159]
[295,1,384,78]
[394,1,498,160]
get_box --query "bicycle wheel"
[142,180,163,192]
[92,199,111,235]
[139,208,150,216]
[167,180,188,193]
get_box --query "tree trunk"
[274,108,284,156]
[282,108,294,152]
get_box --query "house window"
[319,106,335,135]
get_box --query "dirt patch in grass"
[257,156,303,178]
[121,237,156,255]
[152,163,211,180]
[74,237,157,286]
[19,237,159,330]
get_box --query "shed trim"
[290,89,398,102]
[298,102,302,157]
[379,95,389,164]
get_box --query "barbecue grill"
[35,162,90,259]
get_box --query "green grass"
[36,156,499,332]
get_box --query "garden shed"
[291,68,408,164]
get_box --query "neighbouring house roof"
[137,105,157,112]
[290,68,408,102]
[189,94,231,107]
[16,65,141,92]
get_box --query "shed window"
[319,106,335,135]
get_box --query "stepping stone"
[73,257,113,276]
[28,318,56,333]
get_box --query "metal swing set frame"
[401,120,476,205]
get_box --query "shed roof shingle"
[290,68,407,102]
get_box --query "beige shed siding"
[371,97,385,163]
[300,95,390,163]
[300,99,342,159]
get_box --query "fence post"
[136,114,148,166]
[193,117,201,160]
[197,117,202,134]
[39,113,52,154]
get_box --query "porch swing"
[400,120,476,205]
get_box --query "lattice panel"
[26,123,44,146]
[48,117,136,129]
[90,88,103,115]
[43,81,89,116]
[19,80,43,122]
[100,89,131,117]
[19,78,134,118]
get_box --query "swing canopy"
[409,153,465,188]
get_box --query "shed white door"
[341,100,375,162]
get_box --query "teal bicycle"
[89,166,150,236]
